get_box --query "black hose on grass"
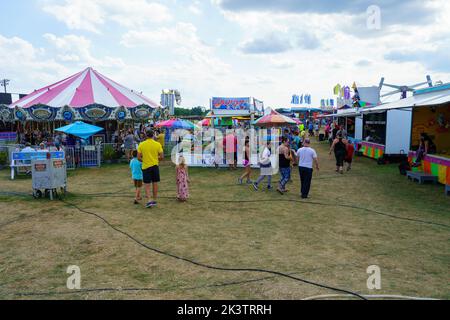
[1,272,299,297]
[1,189,448,299]
[1,190,449,229]
[57,199,367,300]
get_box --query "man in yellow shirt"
[138,130,164,208]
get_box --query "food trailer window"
[363,112,387,145]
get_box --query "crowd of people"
[128,120,349,209]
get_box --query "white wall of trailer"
[385,108,412,155]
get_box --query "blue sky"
[1,0,450,107]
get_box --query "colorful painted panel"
[360,141,385,160]
[408,151,450,185]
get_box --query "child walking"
[130,150,143,204]
[176,156,190,202]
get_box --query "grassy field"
[0,141,449,300]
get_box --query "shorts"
[134,180,143,188]
[142,166,160,184]
[243,159,250,167]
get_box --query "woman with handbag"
[252,140,273,191]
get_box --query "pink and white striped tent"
[10,67,160,109]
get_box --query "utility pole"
[1,79,10,93]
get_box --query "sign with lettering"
[212,97,251,111]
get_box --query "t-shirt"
[129,158,143,180]
[137,139,163,170]
[296,147,317,169]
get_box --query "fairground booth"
[0,67,163,144]
[335,107,363,142]
[208,97,264,127]
[360,84,450,187]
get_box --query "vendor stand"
[361,83,450,186]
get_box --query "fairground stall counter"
[362,83,450,184]
[407,85,450,188]
[2,67,165,144]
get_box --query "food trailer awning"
[361,84,450,114]
[335,108,361,117]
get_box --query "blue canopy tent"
[55,121,104,139]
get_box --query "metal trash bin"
[32,153,67,200]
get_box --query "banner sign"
[13,151,65,161]
[212,97,251,111]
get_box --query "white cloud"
[121,22,230,75]
[42,0,172,33]
[188,1,203,15]
[43,33,125,68]
[0,34,69,93]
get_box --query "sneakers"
[267,186,273,191]
[252,183,259,191]
[145,201,157,208]
[238,178,243,185]
[277,188,285,195]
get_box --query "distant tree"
[174,107,207,117]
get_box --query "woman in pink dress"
[176,156,190,202]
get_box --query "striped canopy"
[254,110,297,127]
[10,67,160,109]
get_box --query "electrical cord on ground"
[1,189,447,299]
[206,199,450,229]
[63,191,450,230]
[1,272,298,298]
[2,189,448,229]
[58,199,367,300]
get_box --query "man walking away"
[296,138,319,199]
[138,130,164,208]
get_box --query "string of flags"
[291,94,312,105]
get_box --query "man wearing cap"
[138,130,164,208]
[296,138,319,199]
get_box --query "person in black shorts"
[138,130,164,208]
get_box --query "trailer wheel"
[34,190,43,199]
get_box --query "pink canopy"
[10,67,160,109]
[198,118,211,127]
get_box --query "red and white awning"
[10,67,160,109]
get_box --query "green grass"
[0,141,448,300]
